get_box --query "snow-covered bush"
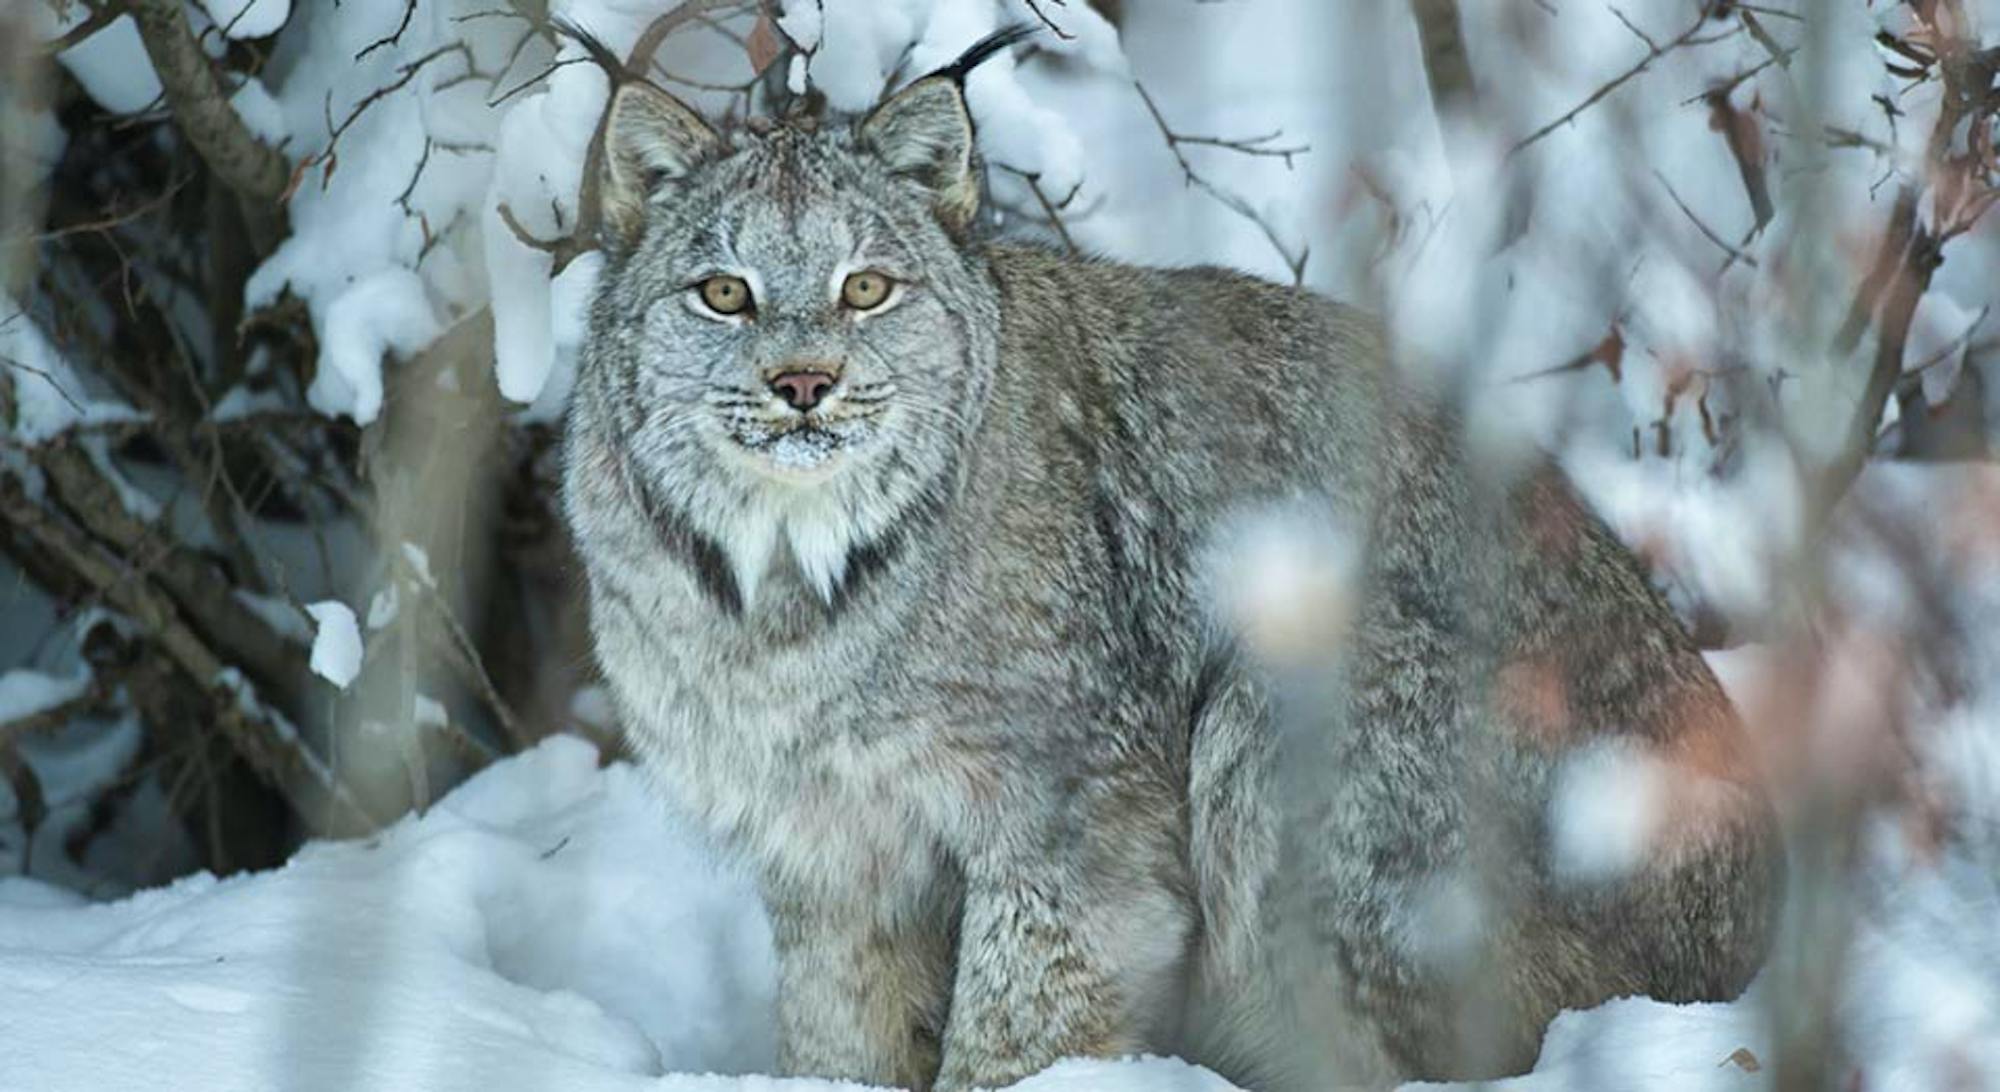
[1,0,1997,1088]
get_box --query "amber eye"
[698,275,753,316]
[840,271,894,311]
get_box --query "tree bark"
[123,0,290,203]
[1409,0,1477,118]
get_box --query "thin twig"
[1132,80,1310,283]
[1654,169,1758,268]
[42,3,121,55]
[32,172,194,242]
[0,353,87,416]
[627,0,748,75]
[995,164,1082,255]
[415,575,528,753]
[1510,2,1731,157]
[0,675,116,752]
[1022,0,1077,41]
[495,201,591,274]
[307,42,474,193]
[354,0,418,62]
[488,56,590,108]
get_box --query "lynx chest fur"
[583,559,943,905]
[562,28,1778,1092]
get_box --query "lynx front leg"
[935,849,1193,1091]
[770,896,954,1090]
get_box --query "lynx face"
[586,71,1000,495]
[617,139,981,483]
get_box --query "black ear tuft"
[856,25,1036,234]
[557,19,724,250]
[551,17,629,82]
[930,23,1040,86]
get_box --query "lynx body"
[563,33,1778,1091]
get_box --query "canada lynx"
[563,28,1779,1092]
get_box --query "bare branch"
[496,201,591,275]
[995,164,1083,256]
[31,171,194,243]
[1653,169,1758,269]
[0,353,87,417]
[1132,80,1310,283]
[1022,0,1077,41]
[1812,0,1999,529]
[41,4,121,56]
[409,564,525,755]
[35,438,311,710]
[0,467,375,832]
[627,0,749,75]
[1510,3,1732,158]
[305,42,473,193]
[1408,0,1477,116]
[488,56,591,108]
[354,0,418,62]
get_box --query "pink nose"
[770,371,836,411]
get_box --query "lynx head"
[573,29,1025,607]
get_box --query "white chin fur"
[703,461,885,608]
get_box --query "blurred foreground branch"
[1817,0,1998,529]
[1409,0,1477,116]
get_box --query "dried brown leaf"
[746,13,782,76]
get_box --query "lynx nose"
[770,370,836,411]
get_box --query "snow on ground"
[2,466,1995,1092]
[0,737,1557,1092]
[0,737,776,1092]
[0,736,1231,1092]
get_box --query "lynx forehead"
[563,25,1778,1092]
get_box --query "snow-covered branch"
[122,0,290,202]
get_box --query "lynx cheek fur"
[562,30,1780,1092]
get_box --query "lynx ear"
[858,77,979,230]
[857,25,1034,233]
[600,81,724,247]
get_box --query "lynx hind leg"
[1184,703,1558,1086]
[1489,470,1782,1018]
[1190,647,1776,1083]
[1269,735,1779,1085]
[1451,711,1781,1079]
[1535,732,1781,1005]
[1182,662,1409,1091]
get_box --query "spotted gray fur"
[563,43,1780,1092]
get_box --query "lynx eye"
[840,271,894,311]
[697,275,753,317]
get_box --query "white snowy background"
[5,0,2000,1089]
